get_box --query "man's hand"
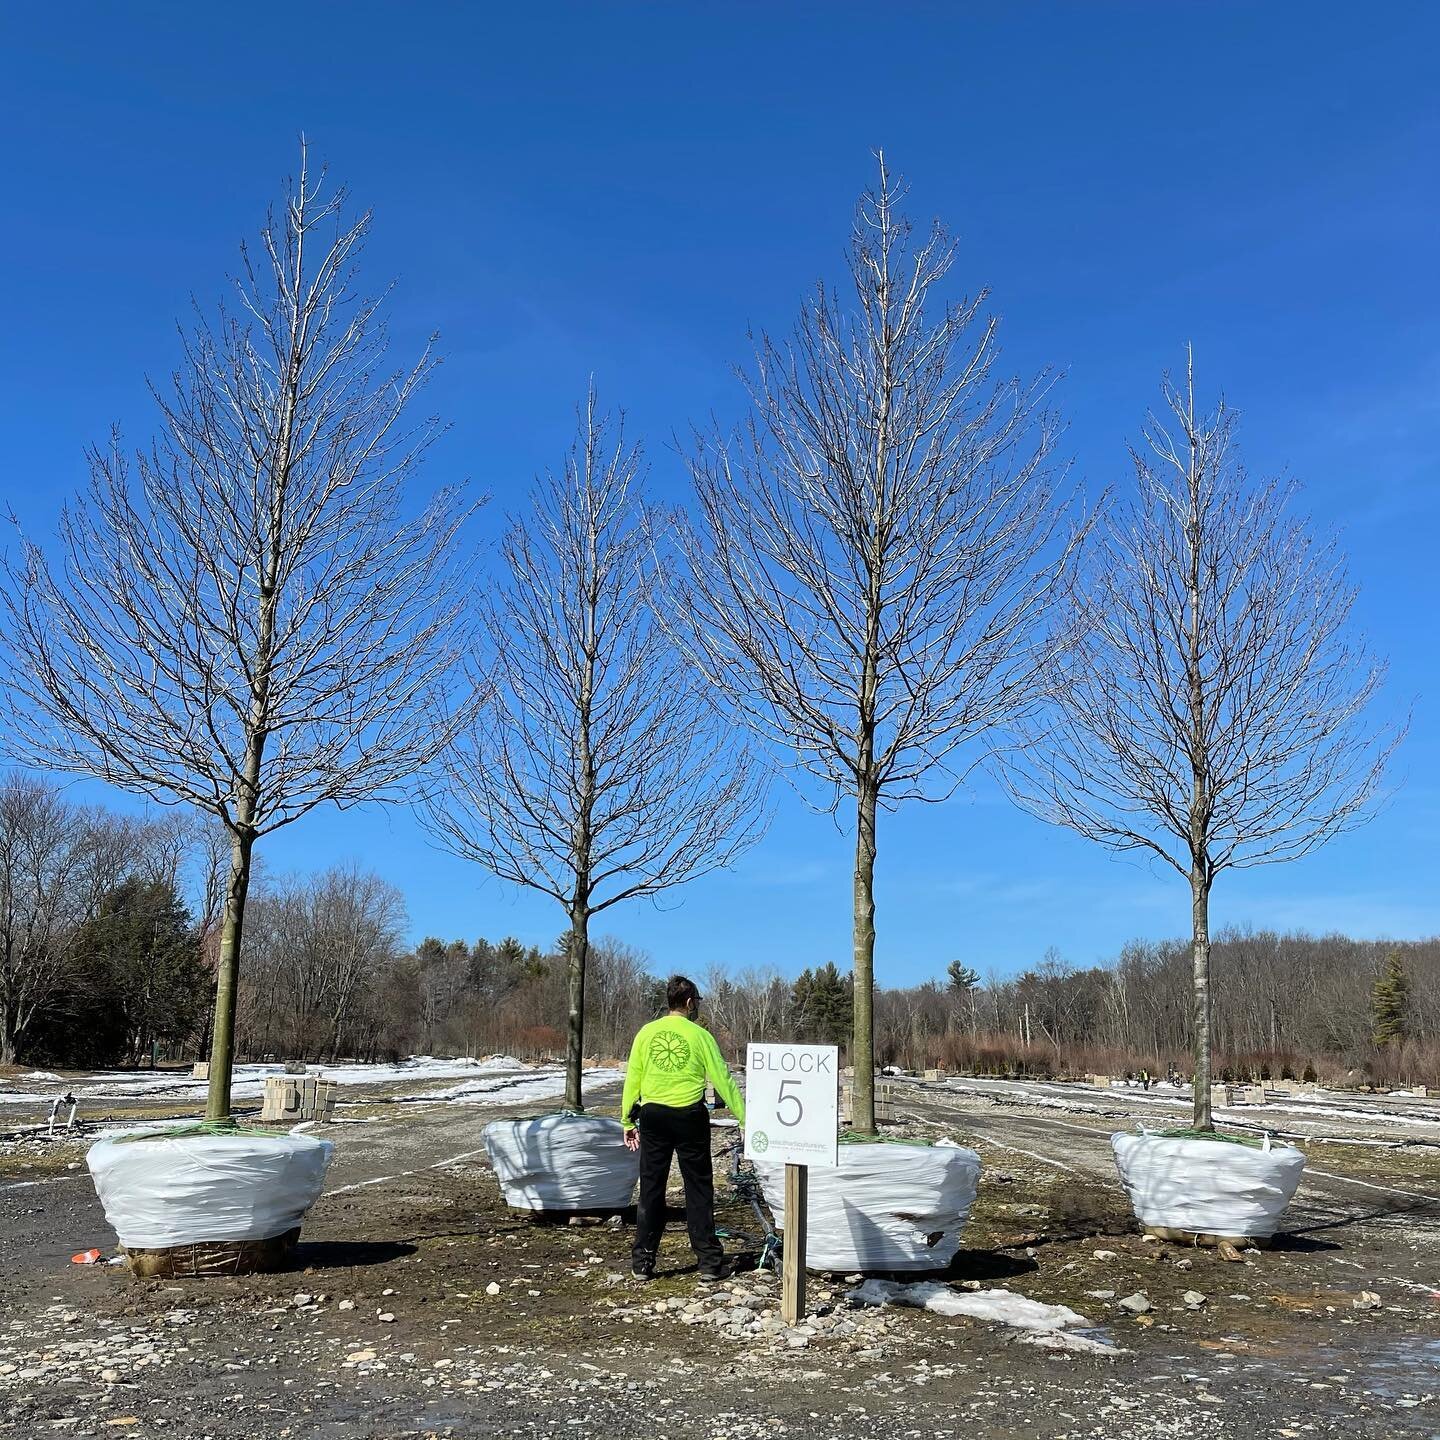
[623,1128,640,1151]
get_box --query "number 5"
[776,1079,803,1127]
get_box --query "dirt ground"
[2,1068,1437,1438]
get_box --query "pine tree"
[66,878,205,1066]
[1372,951,1409,1048]
[792,963,853,1047]
[946,961,980,993]
[494,936,531,981]
[790,970,815,1040]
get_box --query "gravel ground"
[2,1066,1437,1438]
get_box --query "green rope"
[838,1130,935,1146]
[111,1120,296,1144]
[1152,1127,1284,1148]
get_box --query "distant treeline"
[3,773,1436,1084]
[867,936,1439,1089]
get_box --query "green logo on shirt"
[649,1031,692,1072]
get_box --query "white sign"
[744,1043,839,1168]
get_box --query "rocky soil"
[2,1066,1437,1437]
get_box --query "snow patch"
[849,1278,1087,1330]
[0,1056,544,1105]
[1,1057,623,1116]
[848,1278,1124,1355]
[1019,1328,1128,1356]
[943,1075,1440,1131]
[429,1067,622,1106]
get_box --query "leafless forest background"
[3,773,1436,1086]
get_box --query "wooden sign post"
[744,1042,839,1329]
[781,1162,808,1324]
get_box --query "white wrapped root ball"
[87,1130,333,1249]
[1111,1130,1305,1241]
[758,1139,980,1272]
[484,1113,639,1210]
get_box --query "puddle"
[1153,1333,1440,1402]
[1346,1335,1440,1399]
[1067,1324,1127,1354]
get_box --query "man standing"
[622,974,745,1281]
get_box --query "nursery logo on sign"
[744,1043,839,1168]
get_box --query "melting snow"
[849,1278,1090,1330]
[0,1056,549,1105]
[848,1278,1122,1354]
[422,1067,623,1106]
[943,1076,1440,1131]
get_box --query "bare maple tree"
[1004,352,1400,1129]
[0,150,474,1117]
[672,156,1079,1132]
[424,390,767,1110]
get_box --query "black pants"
[632,1101,722,1270]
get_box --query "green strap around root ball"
[111,1120,297,1144]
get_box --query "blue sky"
[2,4,1436,984]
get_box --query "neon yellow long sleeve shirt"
[620,1014,745,1130]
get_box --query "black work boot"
[698,1258,733,1282]
[631,1254,655,1281]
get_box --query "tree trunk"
[0,1004,14,1066]
[1190,869,1213,1130]
[851,780,879,1133]
[203,290,283,1117]
[565,908,588,1111]
[205,830,254,1121]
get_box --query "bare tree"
[1004,352,1400,1128]
[410,937,472,1056]
[1,150,473,1116]
[128,812,191,897]
[424,389,766,1109]
[304,866,407,1063]
[239,864,406,1063]
[0,787,148,1064]
[672,156,1077,1130]
[0,776,87,1063]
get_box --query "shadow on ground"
[1266,1230,1343,1253]
[293,1239,418,1268]
[942,1247,1038,1284]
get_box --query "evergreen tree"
[946,961,980,993]
[495,936,529,980]
[1372,951,1409,1048]
[816,963,855,1047]
[790,969,815,1038]
[66,877,205,1066]
[792,963,853,1047]
[414,937,447,966]
[466,938,500,1000]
